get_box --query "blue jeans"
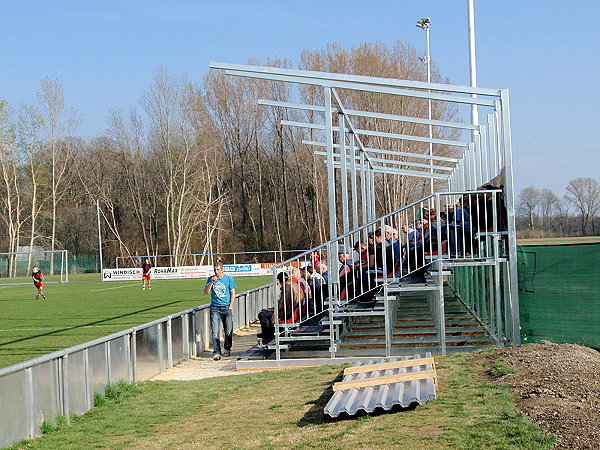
[210,305,233,356]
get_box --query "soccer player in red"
[32,266,46,300]
[141,258,152,290]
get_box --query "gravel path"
[151,323,263,381]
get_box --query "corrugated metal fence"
[0,283,272,448]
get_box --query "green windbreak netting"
[517,243,600,350]
[69,256,100,273]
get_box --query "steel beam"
[315,151,454,172]
[303,140,460,163]
[211,61,503,97]
[223,68,498,107]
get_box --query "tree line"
[0,41,463,271]
[516,179,600,237]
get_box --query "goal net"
[0,250,68,285]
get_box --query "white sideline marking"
[90,283,139,292]
[0,325,128,332]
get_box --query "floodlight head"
[416,17,431,29]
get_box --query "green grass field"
[9,352,555,449]
[0,273,271,369]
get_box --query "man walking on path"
[204,261,236,360]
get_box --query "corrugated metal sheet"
[324,353,436,418]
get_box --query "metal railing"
[0,283,273,448]
[268,190,514,359]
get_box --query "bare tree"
[142,69,224,265]
[564,177,600,235]
[17,105,47,273]
[77,137,135,260]
[539,188,559,233]
[36,77,80,274]
[517,187,541,230]
[0,101,24,275]
[204,68,265,251]
[299,41,460,234]
[107,108,160,258]
[553,199,570,236]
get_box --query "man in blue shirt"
[204,261,236,360]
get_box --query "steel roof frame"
[209,62,520,346]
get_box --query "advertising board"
[102,263,275,281]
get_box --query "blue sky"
[1,1,598,196]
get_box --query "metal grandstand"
[210,62,519,368]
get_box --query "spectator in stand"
[419,208,440,254]
[314,262,329,308]
[356,229,390,302]
[338,250,354,300]
[257,271,304,342]
[316,262,329,284]
[384,225,401,267]
[402,224,418,250]
[472,184,509,232]
[399,217,431,283]
[291,267,311,301]
[302,266,312,284]
[291,267,312,315]
[351,241,368,297]
[447,199,474,257]
[353,241,368,268]
[308,262,325,313]
[367,232,375,246]
[440,211,448,225]
[307,263,320,290]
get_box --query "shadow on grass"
[0,301,180,347]
[297,368,345,427]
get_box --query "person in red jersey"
[141,258,152,290]
[32,266,46,300]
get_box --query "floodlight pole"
[417,17,434,195]
[97,199,103,280]
[468,0,479,131]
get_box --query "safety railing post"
[26,367,34,438]
[157,323,164,373]
[105,340,111,385]
[131,331,137,382]
[492,193,503,346]
[435,194,446,355]
[273,266,280,361]
[61,355,69,421]
[435,259,447,355]
[167,317,173,369]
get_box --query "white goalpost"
[0,250,68,285]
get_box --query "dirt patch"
[480,341,600,449]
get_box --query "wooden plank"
[343,357,435,375]
[333,369,436,392]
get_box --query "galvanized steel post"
[324,87,337,241]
